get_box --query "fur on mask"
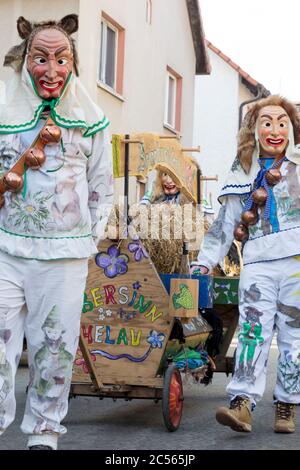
[3,14,79,76]
[238,95,300,174]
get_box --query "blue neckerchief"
[243,156,286,232]
[163,192,180,202]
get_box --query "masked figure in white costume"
[0,15,113,449]
[191,96,300,434]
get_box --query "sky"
[199,0,300,101]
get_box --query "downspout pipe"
[238,84,268,129]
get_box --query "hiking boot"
[216,395,252,432]
[274,401,295,433]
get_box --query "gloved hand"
[190,265,209,275]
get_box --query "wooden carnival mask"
[161,172,180,196]
[257,105,289,158]
[4,15,78,97]
[27,28,74,100]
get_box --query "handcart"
[70,133,239,431]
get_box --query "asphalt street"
[0,340,299,451]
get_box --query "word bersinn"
[83,284,163,323]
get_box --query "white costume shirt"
[194,158,300,271]
[0,122,113,260]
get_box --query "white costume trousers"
[227,256,300,405]
[0,250,88,449]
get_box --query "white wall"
[0,0,200,204]
[193,49,254,213]
[0,0,197,145]
[78,0,196,146]
[0,81,5,105]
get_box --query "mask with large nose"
[27,28,74,100]
[161,172,179,195]
[257,105,289,158]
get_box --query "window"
[99,20,117,89]
[166,73,176,128]
[146,0,152,24]
[164,67,182,132]
[99,13,125,95]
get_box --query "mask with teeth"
[4,15,78,100]
[27,28,74,100]
[257,105,290,158]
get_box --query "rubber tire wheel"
[162,363,184,432]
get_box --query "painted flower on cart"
[95,245,129,278]
[128,240,149,262]
[98,307,106,321]
[147,330,165,349]
[74,349,96,374]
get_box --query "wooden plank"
[70,383,163,399]
[72,348,93,384]
[90,374,164,388]
[72,238,174,387]
[79,334,103,389]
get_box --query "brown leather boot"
[274,401,295,433]
[216,395,252,432]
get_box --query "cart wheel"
[162,363,183,432]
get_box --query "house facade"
[0,0,210,201]
[0,0,209,142]
[193,41,269,213]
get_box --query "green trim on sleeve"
[0,226,92,240]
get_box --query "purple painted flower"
[133,281,142,290]
[95,245,129,278]
[147,330,165,349]
[128,241,149,261]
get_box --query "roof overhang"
[207,41,270,97]
[241,77,270,98]
[186,0,211,75]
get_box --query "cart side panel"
[72,239,173,386]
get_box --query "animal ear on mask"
[17,16,33,39]
[58,14,78,35]
[3,42,27,72]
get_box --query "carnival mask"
[27,28,74,100]
[258,105,289,158]
[161,172,179,195]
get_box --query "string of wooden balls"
[234,162,283,242]
[0,118,61,208]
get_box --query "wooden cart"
[70,133,239,431]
